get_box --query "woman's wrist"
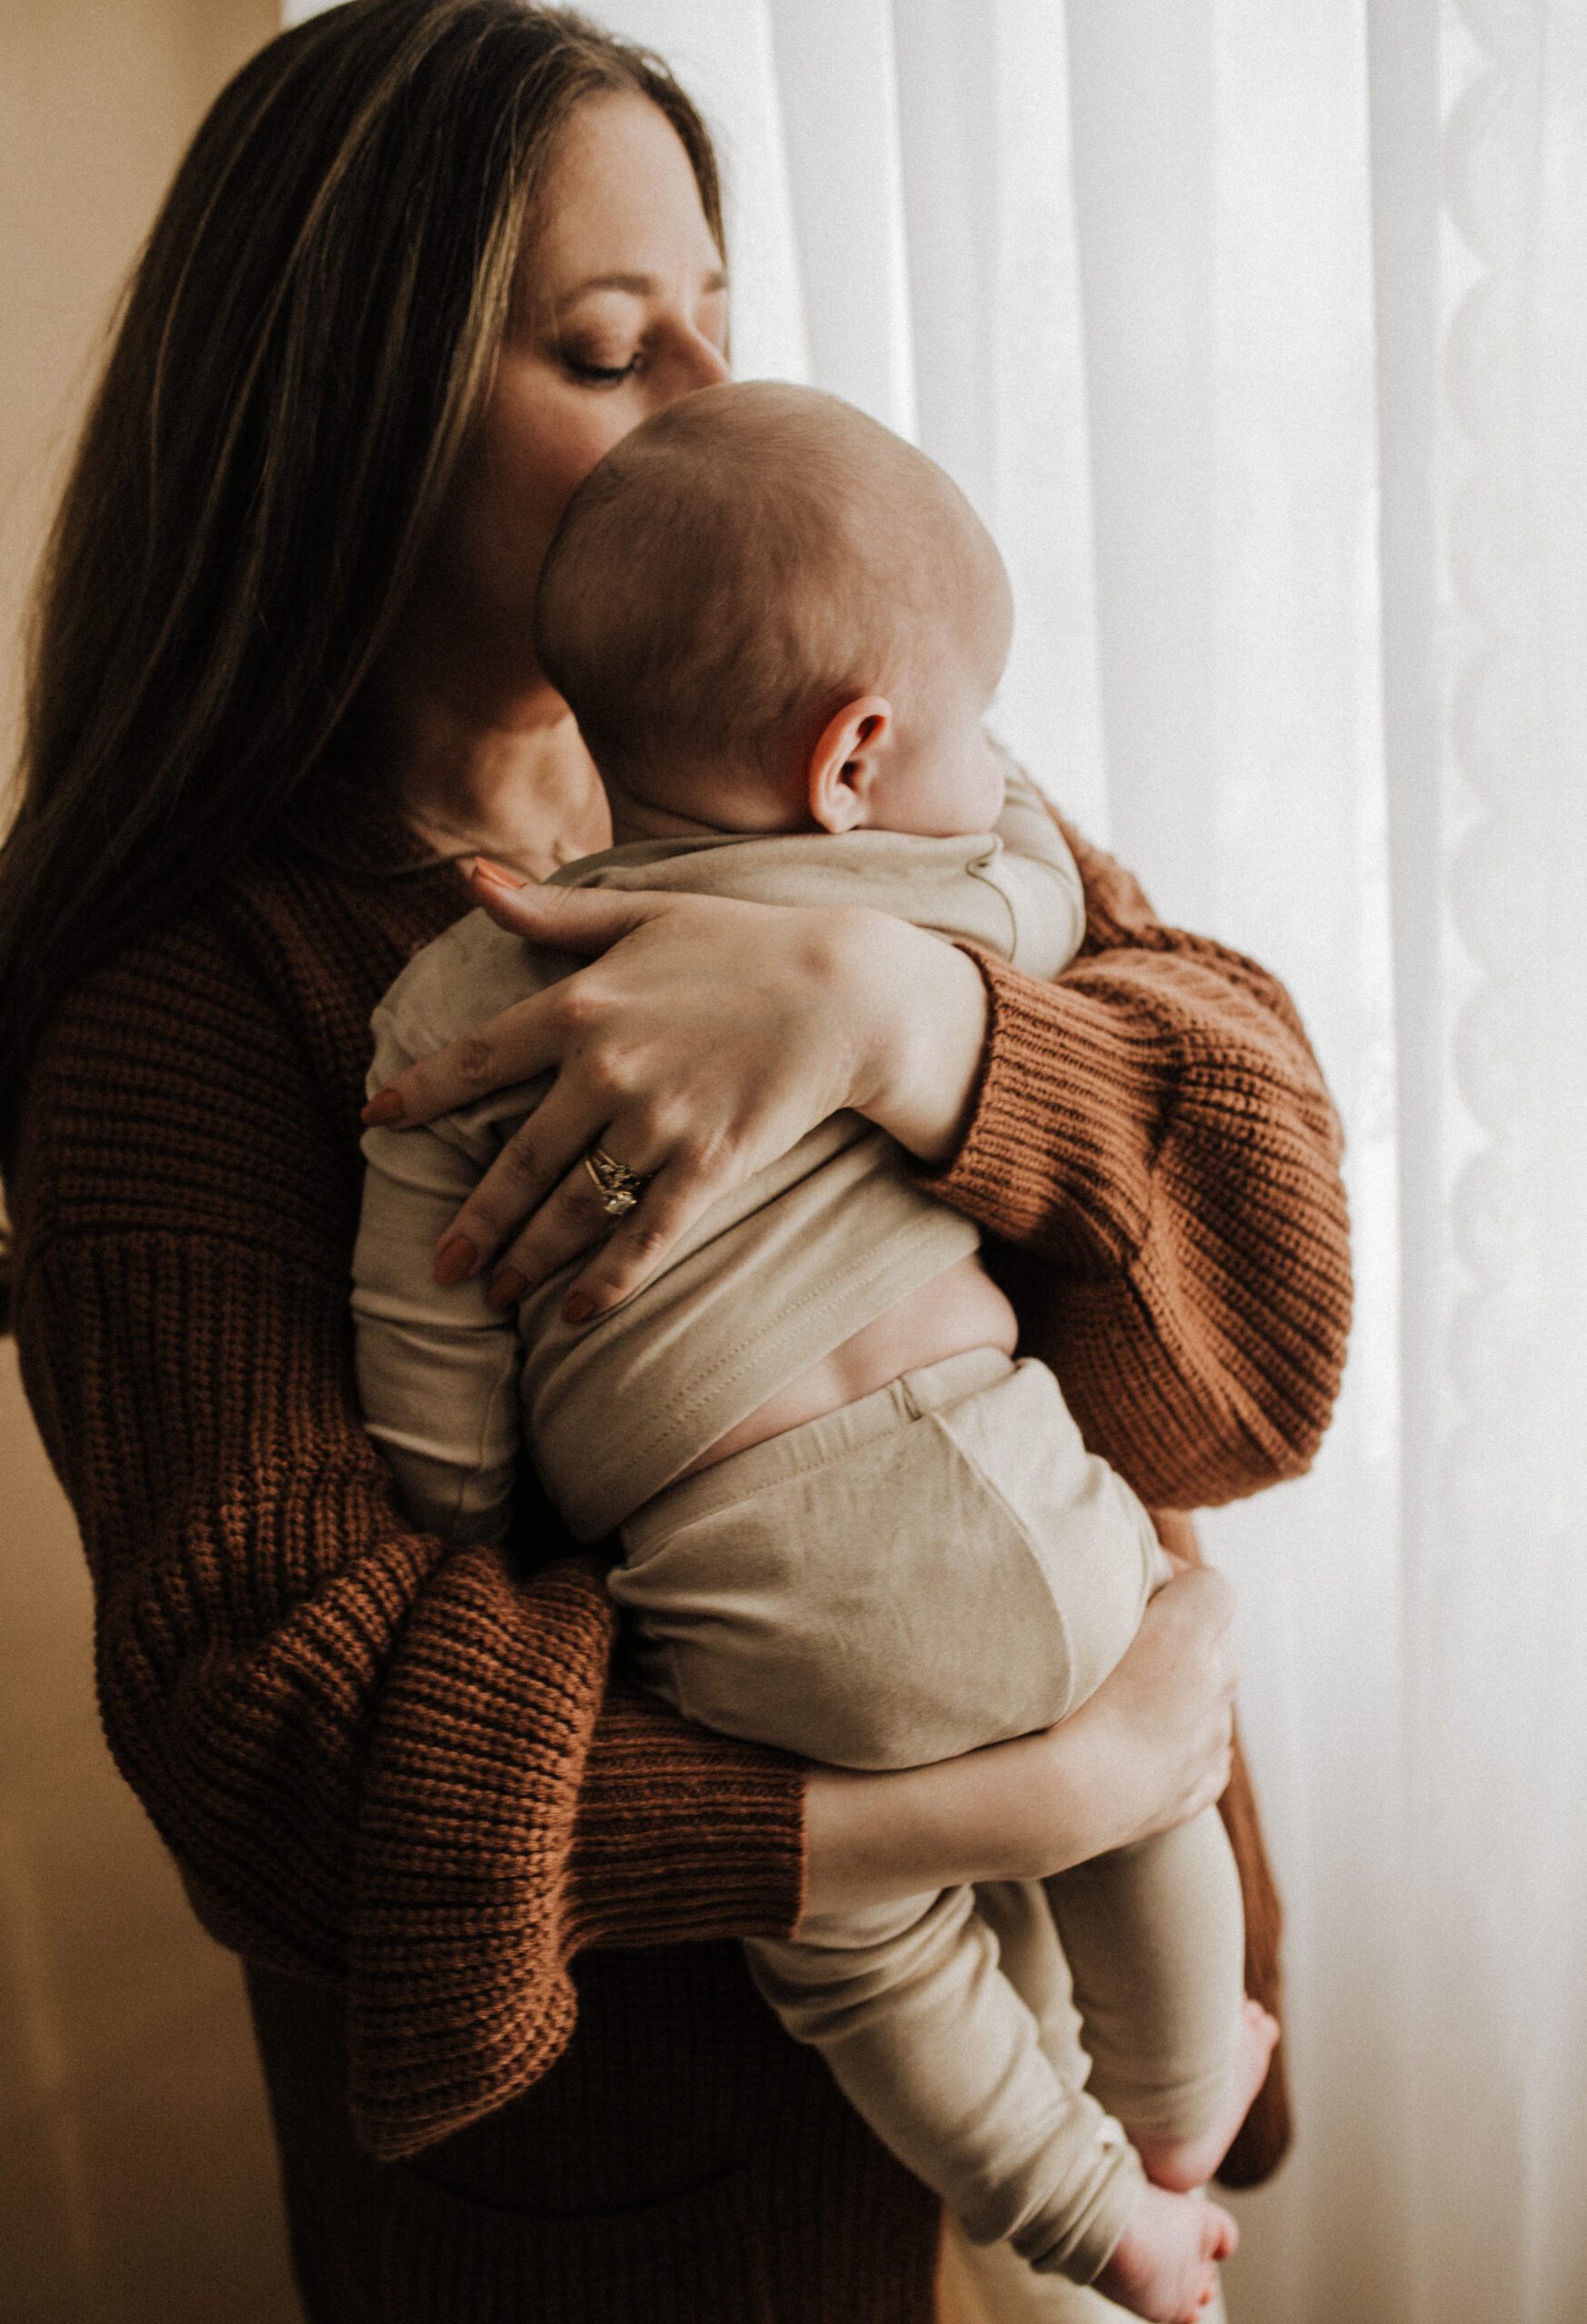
[837,910,990,1165]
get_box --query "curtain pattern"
[283,3,1587,2311]
[1400,6,1587,2318]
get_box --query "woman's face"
[416,94,731,705]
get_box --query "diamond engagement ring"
[582,1144,650,1216]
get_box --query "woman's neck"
[357,657,612,883]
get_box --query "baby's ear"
[806,695,892,832]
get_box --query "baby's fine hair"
[534,381,1006,788]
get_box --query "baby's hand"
[1093,2185,1237,2324]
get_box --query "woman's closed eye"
[560,347,642,386]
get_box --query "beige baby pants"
[612,1348,1245,2280]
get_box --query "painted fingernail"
[472,858,527,891]
[433,1235,478,1287]
[488,1268,527,1309]
[562,1289,597,1325]
[362,1089,405,1127]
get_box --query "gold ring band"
[582,1144,649,1217]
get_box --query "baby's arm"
[353,1006,525,1547]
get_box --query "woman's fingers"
[442,1068,733,1313]
[362,876,669,1131]
[554,1159,706,1316]
[488,1149,730,1318]
[480,1158,628,1308]
[468,862,665,952]
[363,990,562,1130]
[427,1075,611,1285]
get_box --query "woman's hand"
[799,1566,1237,1923]
[363,862,990,1319]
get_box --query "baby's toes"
[1174,2268,1217,2324]
[1248,1997,1281,2044]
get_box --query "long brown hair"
[0,0,722,1188]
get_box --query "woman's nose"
[689,333,732,389]
[656,325,731,401]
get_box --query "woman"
[0,4,1349,2318]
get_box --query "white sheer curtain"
[580,5,1587,2314]
[285,5,1587,2313]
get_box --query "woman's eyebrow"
[555,267,729,313]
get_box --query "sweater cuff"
[917,947,1162,1265]
[565,1685,807,1953]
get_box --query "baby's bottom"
[613,1347,1173,1768]
[746,1807,1239,2280]
[613,1346,1246,2280]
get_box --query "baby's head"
[534,381,1012,843]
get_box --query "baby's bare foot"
[1094,2185,1237,2324]
[1134,1997,1280,2194]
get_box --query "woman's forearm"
[799,1565,1237,1922]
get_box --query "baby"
[353,382,1275,2322]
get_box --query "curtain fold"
[285,3,1587,2311]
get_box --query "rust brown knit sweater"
[10,815,1349,2315]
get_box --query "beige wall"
[1,5,298,2318]
[2,0,276,765]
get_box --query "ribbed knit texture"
[928,819,1353,1512]
[11,839,808,2169]
[11,810,1349,2317]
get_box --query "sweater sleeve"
[9,914,804,2163]
[920,818,1353,1510]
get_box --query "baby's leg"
[1045,1807,1275,2191]
[1130,1999,1280,2196]
[745,1888,1147,2283]
[955,1885,1238,2323]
